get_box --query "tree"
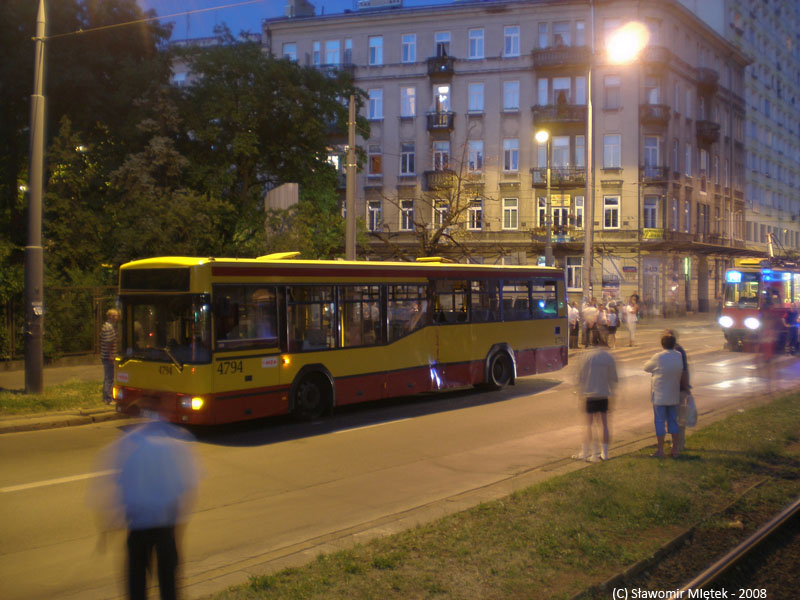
[178,29,368,255]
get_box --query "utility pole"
[25,0,46,394]
[345,95,356,260]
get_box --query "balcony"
[641,165,670,184]
[696,120,721,146]
[531,104,587,125]
[640,45,672,70]
[530,167,586,187]
[639,103,671,127]
[423,169,455,191]
[531,45,590,70]
[697,67,719,95]
[427,55,455,78]
[426,111,455,132]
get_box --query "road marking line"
[332,418,412,435]
[0,469,117,493]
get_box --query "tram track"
[678,496,800,598]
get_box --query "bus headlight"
[113,386,123,401]
[180,396,204,410]
[718,315,734,328]
[744,317,761,330]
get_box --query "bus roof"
[119,255,563,276]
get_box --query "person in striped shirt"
[100,309,119,404]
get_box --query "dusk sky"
[139,0,447,41]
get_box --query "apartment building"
[679,0,800,255]
[263,0,750,313]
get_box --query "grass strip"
[0,380,104,415]
[210,394,800,600]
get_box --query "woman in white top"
[643,333,684,458]
[624,297,638,346]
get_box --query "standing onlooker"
[787,303,799,355]
[582,298,599,347]
[100,308,119,405]
[575,346,618,461]
[606,305,619,349]
[664,329,690,451]
[90,420,199,600]
[643,333,684,459]
[624,296,639,346]
[568,301,580,349]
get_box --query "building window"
[672,139,679,173]
[537,197,547,227]
[674,82,680,113]
[368,201,382,232]
[503,139,519,172]
[282,43,297,62]
[468,199,483,230]
[433,83,451,112]
[643,196,659,228]
[504,26,520,57]
[603,196,620,229]
[400,86,416,117]
[699,149,709,193]
[467,140,484,173]
[644,76,660,104]
[684,143,692,176]
[312,41,321,65]
[368,89,383,120]
[368,144,382,175]
[325,40,340,65]
[603,134,621,169]
[433,200,448,229]
[468,82,484,112]
[435,31,450,57]
[399,199,413,231]
[503,81,520,110]
[713,154,720,185]
[575,76,586,104]
[604,75,621,109]
[685,88,693,119]
[643,136,659,174]
[344,39,352,64]
[553,77,570,104]
[574,196,584,228]
[401,33,416,63]
[671,197,678,231]
[553,136,570,167]
[469,29,484,59]
[503,198,519,230]
[538,23,548,48]
[400,142,415,175]
[433,141,449,170]
[575,136,585,168]
[368,36,383,66]
[537,79,548,106]
[576,21,585,46]
[553,21,570,46]
[566,257,583,289]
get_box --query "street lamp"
[582,18,649,302]
[535,129,553,266]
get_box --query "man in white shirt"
[582,298,599,347]
[568,302,580,349]
[643,333,684,458]
[575,347,618,461]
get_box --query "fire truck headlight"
[718,315,734,328]
[744,317,761,330]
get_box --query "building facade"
[264,0,751,314]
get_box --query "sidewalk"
[0,313,720,435]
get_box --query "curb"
[0,408,127,434]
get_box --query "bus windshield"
[723,272,759,308]
[120,294,212,365]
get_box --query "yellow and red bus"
[113,253,568,425]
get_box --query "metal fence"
[1,286,117,361]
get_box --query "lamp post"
[582,17,649,303]
[535,129,553,266]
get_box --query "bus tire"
[486,351,514,390]
[292,373,332,421]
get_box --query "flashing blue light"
[726,271,742,283]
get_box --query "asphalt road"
[1,323,797,600]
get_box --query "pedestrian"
[574,346,618,461]
[787,303,799,354]
[606,305,619,349]
[643,333,684,459]
[100,308,119,404]
[582,298,599,347]
[664,329,690,451]
[90,419,199,600]
[568,301,580,349]
[624,296,638,346]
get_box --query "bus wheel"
[487,351,513,390]
[292,374,331,421]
